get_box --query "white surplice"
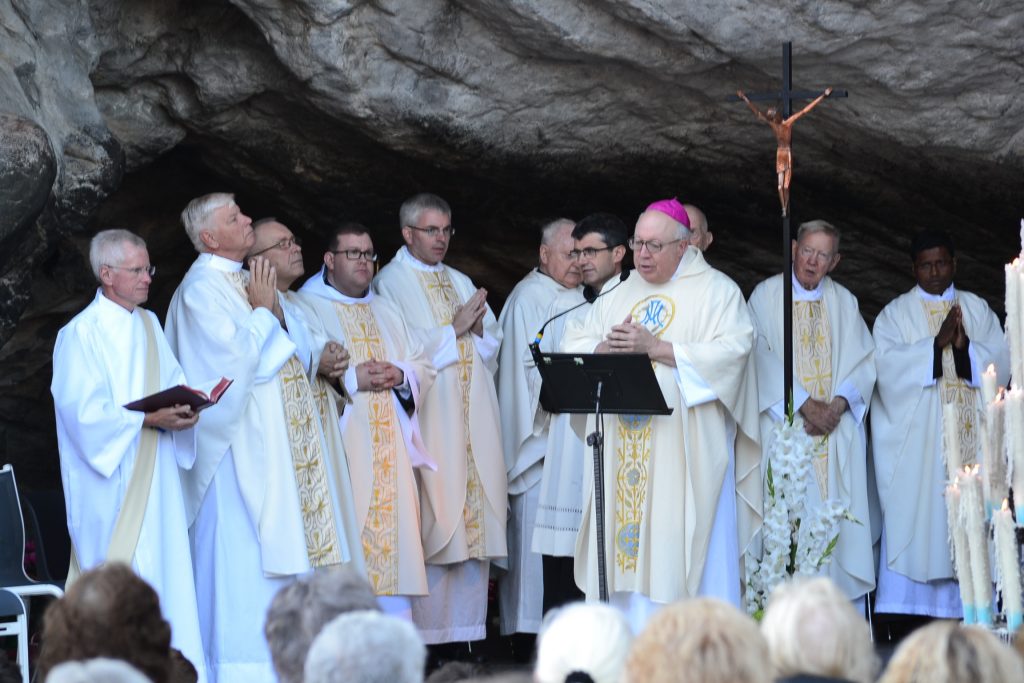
[51,290,206,682]
[747,273,877,601]
[373,246,507,643]
[165,254,310,683]
[296,268,435,601]
[496,269,581,634]
[871,285,1009,616]
[562,249,761,616]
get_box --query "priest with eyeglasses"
[562,198,761,631]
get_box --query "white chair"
[0,587,29,682]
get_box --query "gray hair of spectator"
[535,602,633,683]
[540,218,576,246]
[303,610,425,683]
[89,230,146,281]
[623,598,771,683]
[761,577,878,683]
[796,219,840,252]
[264,565,380,683]
[878,621,1024,683]
[46,658,153,683]
[180,193,235,252]
[399,193,451,229]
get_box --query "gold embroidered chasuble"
[923,299,978,467]
[224,272,343,568]
[416,270,488,557]
[372,250,507,565]
[794,300,833,499]
[563,251,762,604]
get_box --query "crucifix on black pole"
[729,41,847,411]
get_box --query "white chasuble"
[871,285,1009,615]
[297,268,435,597]
[373,246,508,564]
[747,274,877,600]
[52,291,206,682]
[166,254,311,683]
[496,268,581,635]
[563,249,761,605]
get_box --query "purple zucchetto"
[644,198,690,228]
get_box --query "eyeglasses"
[406,225,455,239]
[568,246,612,260]
[797,246,834,262]
[251,237,301,257]
[628,238,682,254]
[105,264,156,277]
[330,249,378,262]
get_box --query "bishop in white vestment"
[373,193,507,643]
[563,200,761,627]
[165,195,313,683]
[871,230,1009,617]
[297,223,437,615]
[496,219,581,635]
[747,221,877,602]
[52,230,205,681]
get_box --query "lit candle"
[942,403,962,482]
[959,466,993,626]
[982,364,998,407]
[982,396,1008,516]
[946,481,976,623]
[994,499,1022,632]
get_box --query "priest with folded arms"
[165,193,319,683]
[747,219,877,605]
[373,193,507,646]
[51,229,206,681]
[562,198,761,629]
[297,222,436,618]
[496,217,581,636]
[871,229,1009,619]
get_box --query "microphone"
[531,269,629,350]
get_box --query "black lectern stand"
[533,350,673,602]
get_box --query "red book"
[124,377,233,413]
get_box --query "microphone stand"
[587,380,609,602]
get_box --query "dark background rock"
[1,0,1022,487]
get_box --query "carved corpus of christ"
[737,87,832,216]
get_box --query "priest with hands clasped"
[563,198,761,631]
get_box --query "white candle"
[1007,264,1023,391]
[947,481,976,623]
[982,364,998,407]
[994,499,1023,632]
[943,403,962,482]
[1010,390,1024,524]
[1019,218,1024,256]
[959,466,993,625]
[983,397,1009,514]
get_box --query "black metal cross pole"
[728,41,847,415]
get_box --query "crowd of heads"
[33,564,1024,683]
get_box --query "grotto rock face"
[2,0,1024,480]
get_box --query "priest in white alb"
[747,219,877,604]
[373,193,507,645]
[563,198,761,629]
[297,222,436,618]
[52,229,206,682]
[165,193,326,683]
[496,218,581,635]
[248,218,364,576]
[871,229,1009,618]
[532,213,629,613]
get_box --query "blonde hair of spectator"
[760,577,878,683]
[623,597,771,683]
[878,620,1024,683]
[534,602,633,683]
